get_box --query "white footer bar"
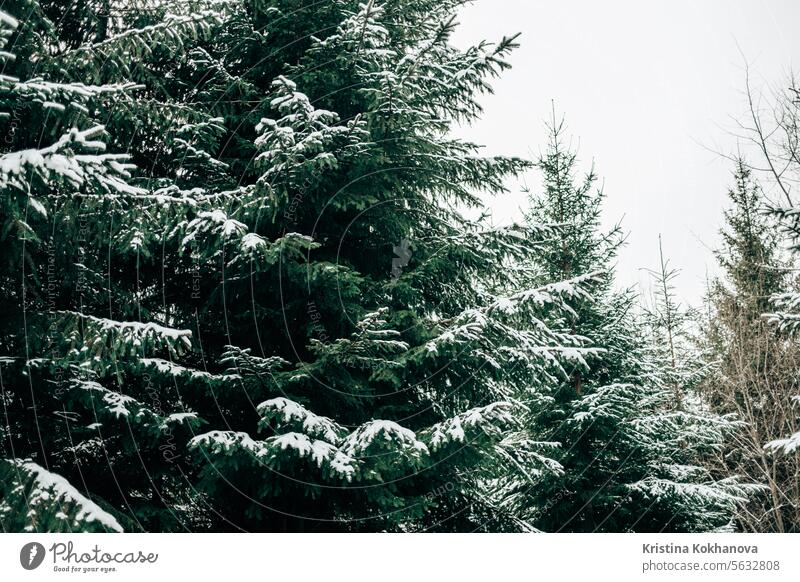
[1,533,797,581]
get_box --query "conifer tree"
[641,237,708,405]
[700,160,800,532]
[512,116,748,532]
[1,0,762,534]
[165,0,593,532]
[0,2,223,532]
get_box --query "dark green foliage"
[0,0,756,533]
[509,116,749,533]
[1,0,593,532]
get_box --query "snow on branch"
[260,433,357,480]
[57,312,192,370]
[487,272,601,318]
[188,430,357,480]
[255,76,370,187]
[0,10,18,30]
[58,11,222,70]
[0,126,143,203]
[189,431,261,459]
[341,420,429,461]
[139,358,239,385]
[423,401,516,452]
[765,431,800,455]
[763,292,800,333]
[0,459,123,532]
[74,378,200,433]
[179,209,246,248]
[630,475,754,506]
[219,345,290,377]
[258,397,347,444]
[1,78,142,110]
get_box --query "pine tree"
[167,0,595,532]
[700,159,800,532]
[641,237,708,406]
[511,115,747,532]
[0,2,223,532]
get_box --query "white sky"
[452,0,799,306]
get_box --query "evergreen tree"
[0,2,225,532]
[170,0,594,532]
[641,237,708,406]
[700,159,800,532]
[511,116,747,532]
[639,238,755,532]
[0,0,763,534]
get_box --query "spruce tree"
[639,239,756,532]
[641,237,712,407]
[700,159,800,532]
[0,2,225,532]
[169,0,592,532]
[512,116,747,532]
[1,0,759,534]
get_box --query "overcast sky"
[452,0,799,306]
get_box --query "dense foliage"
[0,0,792,533]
